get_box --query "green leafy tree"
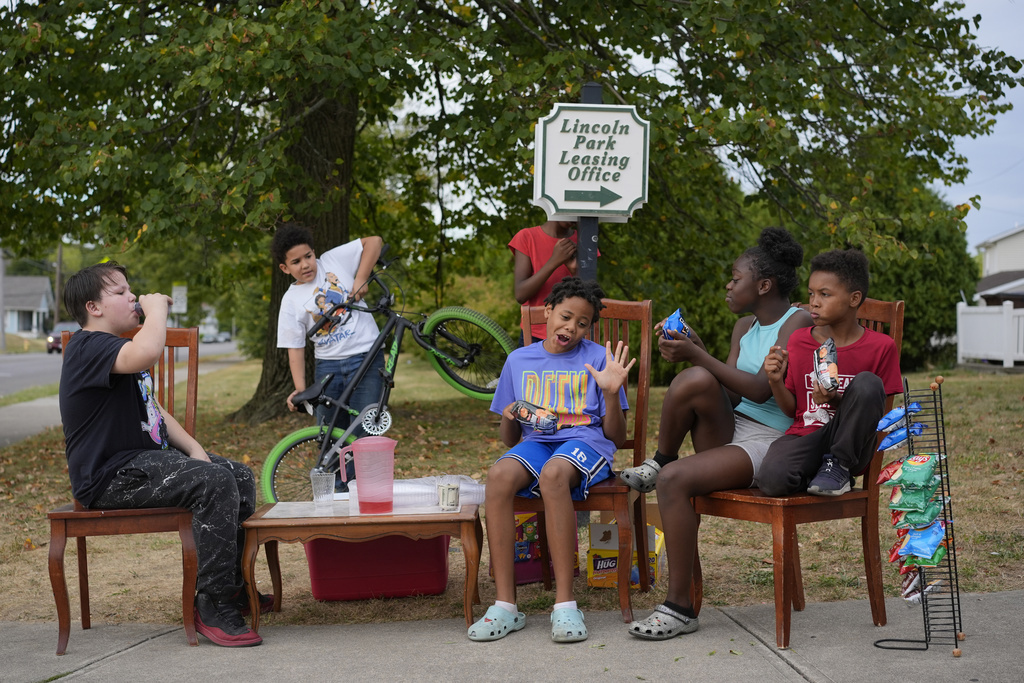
[2,1,1019,417]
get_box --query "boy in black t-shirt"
[59,262,265,648]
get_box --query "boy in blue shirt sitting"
[469,277,634,644]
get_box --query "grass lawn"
[1,356,1021,628]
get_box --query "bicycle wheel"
[422,306,515,400]
[260,425,353,503]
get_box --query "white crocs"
[619,458,662,493]
[551,608,588,643]
[468,605,526,642]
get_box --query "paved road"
[0,340,237,398]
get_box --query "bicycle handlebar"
[306,244,397,340]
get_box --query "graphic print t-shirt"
[489,339,629,462]
[782,326,902,436]
[277,238,379,360]
[60,331,169,506]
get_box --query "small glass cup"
[310,468,335,508]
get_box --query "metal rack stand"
[874,376,966,655]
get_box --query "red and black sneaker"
[194,592,263,647]
[236,589,275,617]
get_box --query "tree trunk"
[233,91,358,424]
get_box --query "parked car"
[216,331,232,343]
[47,321,81,353]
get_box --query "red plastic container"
[304,536,450,601]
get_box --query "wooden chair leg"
[178,518,199,646]
[691,513,703,616]
[770,511,795,649]
[632,493,651,592]
[536,511,553,591]
[614,497,633,623]
[790,527,805,612]
[76,536,90,630]
[862,513,887,626]
[48,521,71,655]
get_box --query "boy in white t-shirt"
[272,223,384,445]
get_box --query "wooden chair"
[515,299,654,622]
[48,326,201,655]
[691,298,905,648]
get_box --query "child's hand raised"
[585,340,636,393]
[764,345,788,383]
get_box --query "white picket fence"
[957,300,1024,368]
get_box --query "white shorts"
[728,413,785,486]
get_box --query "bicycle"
[260,246,515,503]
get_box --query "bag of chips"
[813,338,838,391]
[882,452,941,488]
[877,456,908,485]
[662,308,691,339]
[877,402,922,432]
[510,400,558,433]
[888,476,942,512]
[879,423,927,451]
[891,499,946,529]
[897,520,946,559]
[905,543,947,568]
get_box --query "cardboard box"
[304,536,449,601]
[586,522,665,589]
[489,512,579,585]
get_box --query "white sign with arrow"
[532,103,649,221]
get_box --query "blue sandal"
[468,605,526,642]
[550,608,588,643]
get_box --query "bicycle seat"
[292,373,334,406]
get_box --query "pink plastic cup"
[341,436,396,514]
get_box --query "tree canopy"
[2,1,1019,413]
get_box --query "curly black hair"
[742,226,804,297]
[270,222,315,265]
[544,276,605,321]
[810,248,870,300]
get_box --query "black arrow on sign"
[564,186,621,206]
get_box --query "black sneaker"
[807,455,851,496]
[195,592,263,647]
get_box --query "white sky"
[935,0,1024,251]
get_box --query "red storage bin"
[304,535,450,601]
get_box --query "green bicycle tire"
[421,306,515,400]
[260,425,354,503]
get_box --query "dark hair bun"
[758,227,803,269]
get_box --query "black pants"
[757,372,885,496]
[92,450,256,599]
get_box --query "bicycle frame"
[306,270,485,473]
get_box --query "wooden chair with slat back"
[48,326,201,655]
[515,299,654,622]
[691,298,905,648]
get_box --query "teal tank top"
[734,306,801,432]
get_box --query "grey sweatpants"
[92,449,256,599]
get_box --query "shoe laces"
[212,598,247,630]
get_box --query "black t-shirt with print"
[59,330,168,506]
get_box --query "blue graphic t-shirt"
[490,338,629,462]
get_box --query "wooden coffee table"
[241,502,483,632]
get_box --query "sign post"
[532,83,649,282]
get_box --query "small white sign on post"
[171,283,188,315]
[532,103,650,221]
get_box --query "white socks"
[553,600,577,612]
[495,600,518,615]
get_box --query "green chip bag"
[891,499,945,529]
[885,452,941,488]
[888,476,942,512]
[905,543,947,568]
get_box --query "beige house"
[977,225,1024,307]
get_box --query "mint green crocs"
[550,608,588,643]
[468,605,526,642]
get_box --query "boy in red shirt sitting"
[760,249,903,496]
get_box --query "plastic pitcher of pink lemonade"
[340,436,397,514]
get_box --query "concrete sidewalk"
[6,590,1020,683]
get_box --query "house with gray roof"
[3,275,55,337]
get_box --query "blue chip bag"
[879,423,927,451]
[877,402,922,433]
[897,520,946,559]
[662,308,690,338]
